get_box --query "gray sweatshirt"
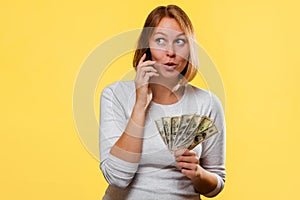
[99,81,226,200]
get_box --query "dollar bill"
[197,116,213,132]
[155,119,167,146]
[173,114,195,147]
[181,116,212,148]
[188,124,219,150]
[186,115,202,138]
[162,117,172,150]
[170,116,181,151]
[176,115,202,149]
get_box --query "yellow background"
[1,0,299,199]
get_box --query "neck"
[149,79,185,105]
[150,76,180,90]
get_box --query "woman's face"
[149,17,190,80]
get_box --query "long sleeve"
[201,92,226,197]
[99,84,139,188]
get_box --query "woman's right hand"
[134,53,159,109]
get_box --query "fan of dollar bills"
[155,114,218,152]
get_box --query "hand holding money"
[175,149,203,180]
[155,114,219,152]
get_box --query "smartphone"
[145,48,152,61]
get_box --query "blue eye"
[155,38,165,45]
[176,39,186,45]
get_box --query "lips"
[164,62,177,70]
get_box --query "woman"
[100,5,226,200]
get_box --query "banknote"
[180,116,213,148]
[171,116,181,150]
[188,124,219,150]
[185,115,202,138]
[197,116,213,132]
[155,119,167,146]
[173,114,195,147]
[155,114,219,152]
[176,115,202,148]
[162,117,172,150]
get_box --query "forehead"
[154,17,184,35]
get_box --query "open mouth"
[164,62,177,69]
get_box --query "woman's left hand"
[175,149,203,180]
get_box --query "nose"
[166,44,175,58]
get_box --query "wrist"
[192,165,205,182]
[134,99,149,111]
[125,106,146,138]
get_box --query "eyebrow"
[153,31,186,37]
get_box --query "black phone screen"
[145,48,152,61]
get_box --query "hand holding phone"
[134,52,158,108]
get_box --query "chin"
[160,71,181,80]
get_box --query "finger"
[138,60,156,69]
[174,148,187,157]
[137,54,156,67]
[174,149,195,157]
[176,155,199,164]
[144,72,159,81]
[140,66,158,72]
[177,162,197,170]
[138,53,146,66]
[181,149,196,156]
[146,71,159,77]
[136,70,159,84]
[181,169,192,178]
[138,66,157,78]
[181,167,200,179]
[136,62,156,77]
[140,67,158,77]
